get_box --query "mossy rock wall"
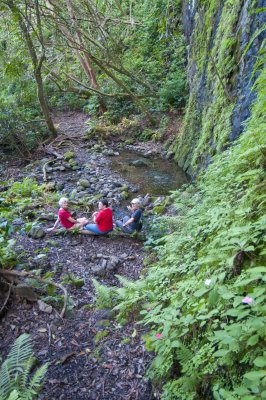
[173,0,266,175]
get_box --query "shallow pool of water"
[111,151,188,195]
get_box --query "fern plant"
[0,333,48,400]
[92,278,118,309]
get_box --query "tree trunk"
[35,70,57,136]
[6,0,57,137]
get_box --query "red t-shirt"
[95,208,113,232]
[58,208,75,229]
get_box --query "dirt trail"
[0,112,155,400]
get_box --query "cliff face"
[174,0,266,175]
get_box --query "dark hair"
[99,199,109,207]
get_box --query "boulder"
[15,284,38,302]
[45,182,56,191]
[79,179,90,188]
[29,225,46,239]
[64,151,75,160]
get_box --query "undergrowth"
[0,333,48,400]
[0,177,58,269]
[95,63,266,399]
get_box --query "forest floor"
[0,111,159,400]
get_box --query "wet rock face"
[230,0,266,141]
[179,0,266,173]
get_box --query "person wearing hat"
[115,198,142,234]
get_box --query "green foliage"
[0,178,55,269]
[0,334,48,400]
[99,63,266,398]
[0,15,48,153]
[94,330,109,344]
[92,279,118,309]
[159,67,187,110]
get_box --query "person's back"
[58,207,75,229]
[83,199,113,235]
[95,207,113,232]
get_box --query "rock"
[64,151,75,160]
[12,218,24,226]
[53,166,65,171]
[91,264,106,276]
[120,253,128,259]
[121,184,129,191]
[15,284,38,302]
[131,159,149,167]
[37,213,55,221]
[121,191,129,199]
[29,225,46,239]
[106,256,120,270]
[92,255,120,276]
[70,189,77,199]
[113,181,123,188]
[102,149,116,156]
[45,182,56,191]
[38,300,53,314]
[56,182,65,191]
[79,179,90,188]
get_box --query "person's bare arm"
[68,216,77,223]
[123,217,134,227]
[92,212,99,223]
[47,217,60,232]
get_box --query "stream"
[111,150,188,196]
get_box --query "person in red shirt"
[47,198,89,232]
[83,199,113,235]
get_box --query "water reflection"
[111,151,188,195]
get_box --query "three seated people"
[48,197,142,236]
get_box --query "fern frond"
[176,343,194,366]
[21,357,35,388]
[28,363,48,392]
[116,275,136,289]
[0,334,47,400]
[6,389,19,400]
[6,333,32,373]
[0,334,32,398]
[92,278,117,308]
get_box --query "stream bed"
[111,150,188,196]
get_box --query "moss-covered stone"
[64,151,75,160]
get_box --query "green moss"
[173,0,245,174]
[64,151,75,160]
[94,330,109,344]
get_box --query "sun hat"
[131,198,141,204]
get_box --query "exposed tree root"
[0,282,12,317]
[0,269,68,318]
